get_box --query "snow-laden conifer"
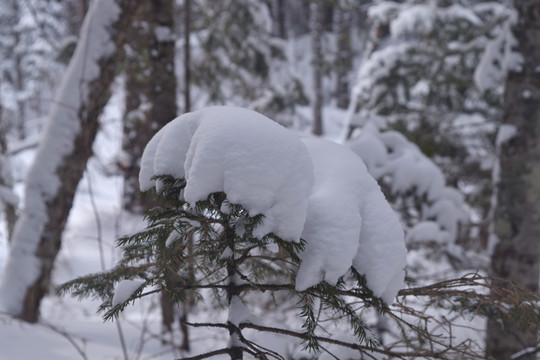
[61,106,408,359]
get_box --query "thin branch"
[177,348,230,360]
[240,322,455,359]
[512,345,540,360]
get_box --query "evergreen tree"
[60,107,540,360]
[189,0,307,123]
[347,1,515,250]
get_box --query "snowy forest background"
[0,0,539,359]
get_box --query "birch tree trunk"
[0,0,139,323]
[486,1,540,358]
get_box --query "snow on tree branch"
[349,121,467,245]
[140,106,407,302]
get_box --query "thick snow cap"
[140,107,406,302]
[139,106,314,242]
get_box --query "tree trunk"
[486,1,540,359]
[184,0,191,113]
[122,0,177,212]
[0,0,140,323]
[120,0,178,344]
[334,5,352,110]
[0,103,17,241]
[9,0,26,140]
[272,0,287,38]
[310,0,324,136]
[225,218,243,360]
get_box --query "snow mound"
[140,106,314,242]
[297,139,406,303]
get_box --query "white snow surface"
[140,106,314,242]
[141,107,407,302]
[0,0,121,315]
[112,279,144,307]
[297,139,406,303]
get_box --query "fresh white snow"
[297,139,406,302]
[112,279,144,307]
[141,107,407,302]
[141,106,314,243]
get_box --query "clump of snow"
[112,280,144,307]
[496,124,517,147]
[390,4,436,37]
[296,139,366,289]
[141,107,407,302]
[0,0,121,315]
[350,125,445,200]
[140,106,314,242]
[352,173,407,302]
[474,7,521,92]
[154,26,174,42]
[296,139,406,303]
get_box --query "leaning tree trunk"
[0,0,140,323]
[486,1,540,359]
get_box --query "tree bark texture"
[486,1,540,358]
[120,0,178,341]
[184,0,191,113]
[310,0,324,136]
[1,0,141,323]
[334,5,352,109]
[121,0,177,212]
